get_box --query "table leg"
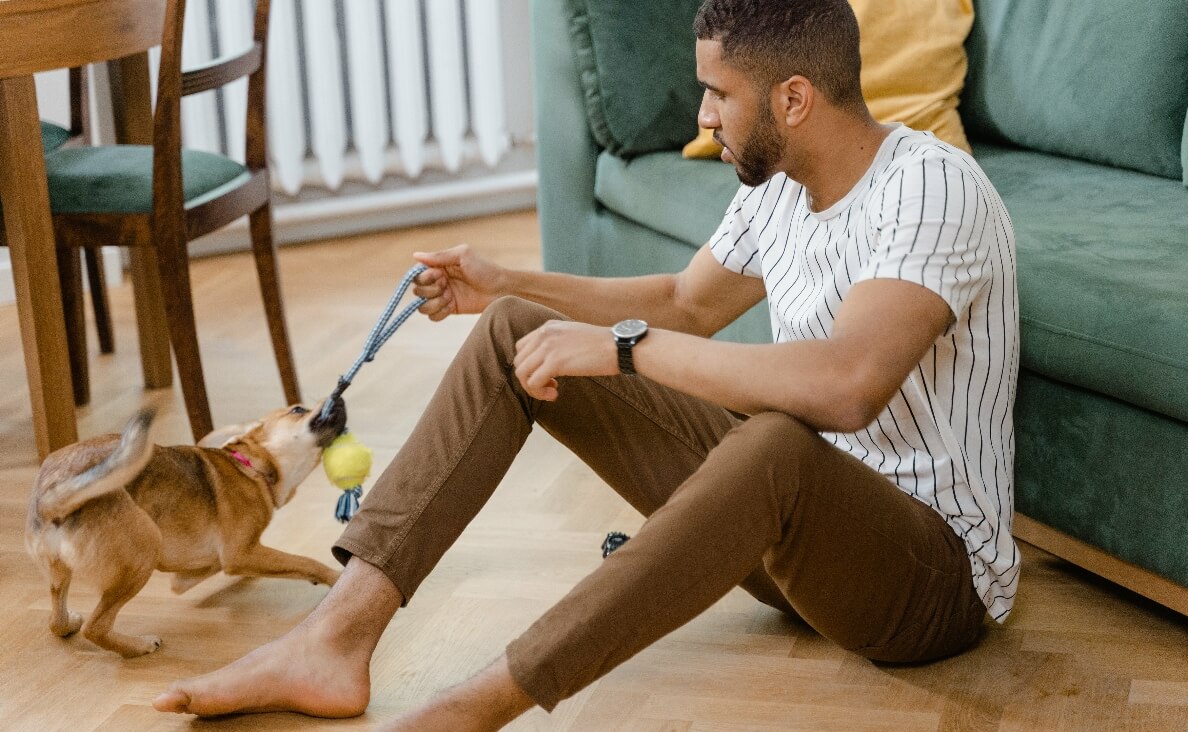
[0,76,78,459]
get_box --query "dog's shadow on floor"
[189,575,332,613]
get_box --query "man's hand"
[413,245,511,320]
[513,321,619,401]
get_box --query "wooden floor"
[3,210,1188,731]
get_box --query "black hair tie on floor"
[601,531,631,558]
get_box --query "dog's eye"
[290,406,309,415]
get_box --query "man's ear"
[774,74,814,127]
[198,421,261,449]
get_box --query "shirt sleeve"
[857,154,999,319]
[707,183,765,278]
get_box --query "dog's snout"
[313,397,348,445]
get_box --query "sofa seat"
[975,142,1188,424]
[596,146,1188,426]
[595,150,736,251]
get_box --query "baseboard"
[0,247,123,307]
[1013,513,1188,617]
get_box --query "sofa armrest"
[531,0,604,275]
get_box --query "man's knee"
[476,296,567,359]
[734,411,819,453]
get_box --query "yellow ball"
[322,432,373,490]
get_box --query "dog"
[25,398,349,657]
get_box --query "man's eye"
[290,406,309,415]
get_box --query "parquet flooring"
[2,211,1187,730]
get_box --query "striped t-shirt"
[709,124,1020,621]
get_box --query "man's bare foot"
[153,621,370,717]
[154,557,402,718]
[381,656,535,731]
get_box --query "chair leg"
[83,247,115,354]
[128,248,173,389]
[249,202,301,405]
[153,235,213,441]
[57,247,89,407]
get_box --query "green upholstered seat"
[44,145,250,215]
[595,150,736,250]
[40,121,70,154]
[974,142,1188,424]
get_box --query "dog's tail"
[38,408,157,523]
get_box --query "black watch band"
[617,340,638,375]
[611,319,648,376]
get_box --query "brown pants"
[333,297,986,711]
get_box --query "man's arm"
[513,278,954,434]
[413,244,765,336]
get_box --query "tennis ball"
[322,432,373,489]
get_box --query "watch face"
[612,319,648,340]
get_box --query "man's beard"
[728,106,783,187]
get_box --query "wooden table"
[0,0,167,459]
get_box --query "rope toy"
[320,263,427,522]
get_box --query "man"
[154,0,1019,728]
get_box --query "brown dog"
[25,398,348,657]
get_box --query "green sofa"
[532,0,1188,613]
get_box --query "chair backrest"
[150,0,272,224]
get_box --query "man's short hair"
[693,0,865,113]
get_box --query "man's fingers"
[413,245,466,268]
[418,291,455,320]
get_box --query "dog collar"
[229,450,253,469]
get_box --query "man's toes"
[152,688,192,713]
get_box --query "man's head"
[693,0,866,185]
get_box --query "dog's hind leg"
[83,565,161,658]
[170,566,218,594]
[48,560,83,637]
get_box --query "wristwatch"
[611,319,648,375]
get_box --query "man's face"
[695,39,785,186]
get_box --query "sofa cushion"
[595,150,737,249]
[975,142,1188,423]
[963,0,1188,182]
[566,0,704,158]
[852,0,973,154]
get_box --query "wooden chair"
[46,0,300,440]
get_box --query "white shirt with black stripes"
[709,124,1021,622]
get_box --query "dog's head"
[201,397,348,507]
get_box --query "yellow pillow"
[682,127,723,158]
[684,0,974,159]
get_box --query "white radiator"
[179,0,536,250]
[3,0,535,305]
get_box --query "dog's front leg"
[221,545,341,586]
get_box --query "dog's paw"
[313,569,342,587]
[119,635,162,658]
[50,611,83,637]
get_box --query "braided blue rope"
[320,263,428,420]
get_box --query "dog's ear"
[198,421,261,449]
